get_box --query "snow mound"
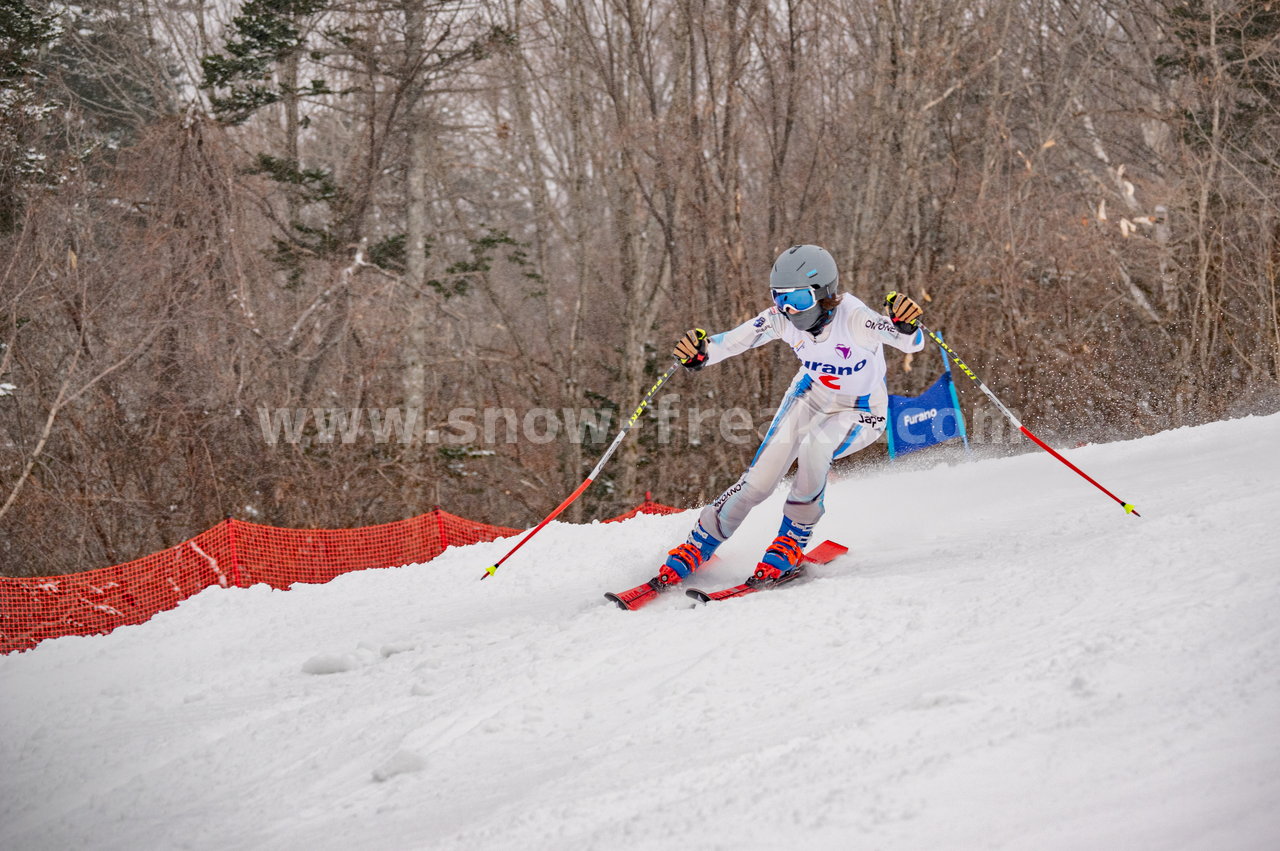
[2,414,1279,850]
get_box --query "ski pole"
[888,297,1139,516]
[481,361,683,579]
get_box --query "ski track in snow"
[2,414,1279,850]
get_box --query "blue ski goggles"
[772,286,819,314]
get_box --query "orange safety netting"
[0,498,681,655]
[604,491,685,523]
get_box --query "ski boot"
[750,535,807,586]
[658,520,721,584]
[653,542,701,586]
[605,523,721,610]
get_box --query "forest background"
[2,0,1277,576]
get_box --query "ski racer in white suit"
[657,244,926,587]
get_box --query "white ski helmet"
[769,244,838,332]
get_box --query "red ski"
[685,540,848,604]
[604,553,724,611]
[603,579,666,611]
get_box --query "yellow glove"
[885,291,923,333]
[673,328,709,370]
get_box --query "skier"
[657,244,925,589]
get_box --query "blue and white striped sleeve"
[705,309,781,366]
[849,303,926,353]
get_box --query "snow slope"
[2,414,1279,851]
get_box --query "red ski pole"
[898,304,1139,516]
[481,361,682,579]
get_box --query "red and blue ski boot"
[605,522,720,610]
[751,534,807,586]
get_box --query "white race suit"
[692,293,926,547]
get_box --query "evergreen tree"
[200,0,331,125]
[0,0,60,232]
[41,2,178,151]
[1157,1,1280,163]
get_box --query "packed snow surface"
[3,414,1280,850]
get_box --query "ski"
[603,579,666,611]
[685,539,848,605]
[604,553,724,611]
[684,567,806,603]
